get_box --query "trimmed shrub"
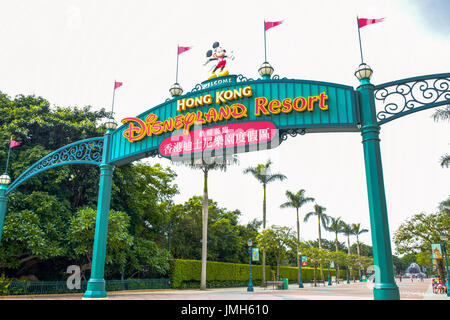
[169,259,346,288]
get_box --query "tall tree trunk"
[347,235,351,255]
[262,184,266,286]
[357,236,361,280]
[318,216,325,281]
[200,168,208,290]
[296,208,300,284]
[335,233,340,284]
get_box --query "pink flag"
[10,139,20,149]
[358,18,385,28]
[265,20,283,31]
[178,46,192,55]
[114,81,123,89]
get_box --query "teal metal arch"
[375,73,450,125]
[6,137,104,195]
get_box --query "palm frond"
[440,154,450,168]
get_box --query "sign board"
[109,76,358,166]
[330,261,335,268]
[431,243,443,259]
[252,248,259,262]
[301,256,308,266]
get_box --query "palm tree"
[432,105,450,168]
[304,204,329,249]
[280,189,314,283]
[340,222,353,255]
[183,155,238,290]
[243,159,286,285]
[325,216,344,283]
[351,223,369,257]
[351,223,369,280]
[340,221,354,283]
[304,203,329,281]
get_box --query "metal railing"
[1,278,171,296]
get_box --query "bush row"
[169,259,347,288]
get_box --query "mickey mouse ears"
[213,42,220,49]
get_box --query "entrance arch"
[0,70,448,300]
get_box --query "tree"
[244,159,286,285]
[393,204,450,281]
[325,216,344,283]
[340,222,354,255]
[0,92,179,280]
[66,207,134,280]
[351,222,369,279]
[432,105,450,168]
[304,203,329,281]
[256,226,297,281]
[300,246,330,286]
[177,156,238,290]
[280,189,314,283]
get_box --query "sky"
[0,0,449,255]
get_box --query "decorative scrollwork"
[188,83,204,94]
[279,128,306,142]
[236,74,256,82]
[7,137,104,195]
[374,73,450,124]
[146,149,161,158]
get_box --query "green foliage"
[167,196,260,264]
[169,259,343,288]
[0,274,11,295]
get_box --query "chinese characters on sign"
[159,121,276,157]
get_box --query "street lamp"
[440,231,450,297]
[0,174,11,185]
[298,250,303,288]
[258,62,274,80]
[354,63,373,82]
[247,239,254,292]
[104,118,118,131]
[169,83,183,97]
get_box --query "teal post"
[0,184,9,243]
[328,264,332,286]
[247,243,254,292]
[356,64,400,300]
[299,256,303,288]
[83,129,114,299]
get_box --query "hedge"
[169,259,347,288]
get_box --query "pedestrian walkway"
[1,279,446,300]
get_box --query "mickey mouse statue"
[203,42,235,79]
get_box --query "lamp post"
[440,231,450,297]
[346,266,350,284]
[355,63,400,300]
[0,174,11,243]
[328,262,332,286]
[247,239,254,292]
[298,250,303,288]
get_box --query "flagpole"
[110,80,116,118]
[357,16,364,64]
[264,20,267,62]
[4,144,11,175]
[176,45,179,83]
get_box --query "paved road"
[2,279,448,300]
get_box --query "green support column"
[355,64,400,300]
[83,128,115,299]
[0,183,9,243]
